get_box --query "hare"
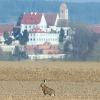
[40,80,55,96]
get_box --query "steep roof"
[56,19,69,27]
[87,25,100,34]
[21,13,42,24]
[60,3,68,9]
[44,13,57,27]
[20,12,70,27]
[20,12,58,27]
[0,24,14,35]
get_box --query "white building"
[17,2,72,47]
[28,54,65,60]
[27,32,59,45]
[0,45,15,54]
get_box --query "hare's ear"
[43,79,47,83]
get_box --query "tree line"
[1,23,100,61]
[59,23,100,61]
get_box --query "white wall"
[28,54,65,60]
[0,45,15,54]
[0,36,4,45]
[21,24,34,33]
[55,14,59,26]
[21,14,47,33]
[37,14,47,29]
[27,32,59,45]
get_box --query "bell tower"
[60,3,68,20]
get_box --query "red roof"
[87,25,100,34]
[36,42,58,50]
[25,45,35,54]
[44,13,57,27]
[26,44,60,54]
[0,24,14,33]
[0,24,14,36]
[20,12,57,27]
[21,13,42,24]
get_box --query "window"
[25,26,27,29]
[67,30,69,36]
[30,38,32,41]
[29,26,31,28]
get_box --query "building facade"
[28,32,59,45]
[17,2,73,55]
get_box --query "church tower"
[60,3,68,20]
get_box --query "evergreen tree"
[3,31,9,40]
[14,46,21,61]
[63,40,72,53]
[4,37,13,45]
[19,29,29,45]
[59,28,65,43]
[13,27,21,40]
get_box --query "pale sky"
[67,0,100,2]
[50,0,100,2]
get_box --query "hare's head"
[40,83,45,88]
[40,79,47,88]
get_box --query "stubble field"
[0,60,100,100]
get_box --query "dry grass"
[0,95,100,100]
[0,60,100,99]
[0,61,100,82]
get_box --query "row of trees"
[3,24,100,61]
[13,28,29,45]
[59,24,100,61]
[2,29,29,60]
[3,29,29,45]
[59,28,74,53]
[72,24,99,60]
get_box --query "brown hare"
[40,80,55,96]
